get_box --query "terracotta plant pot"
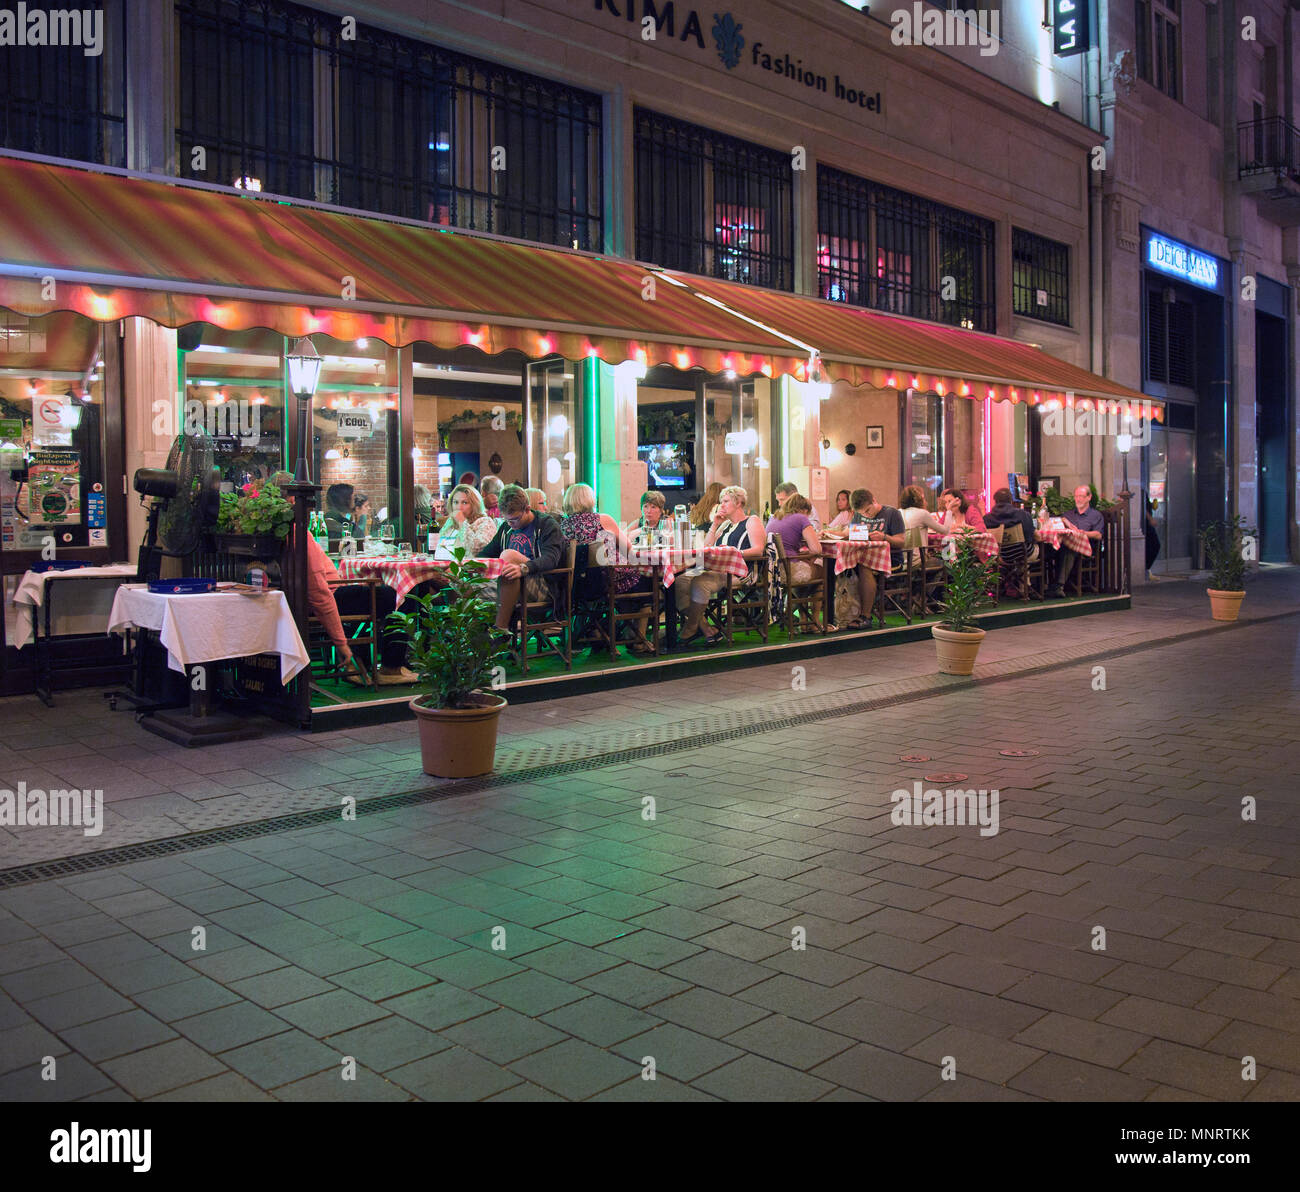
[410,692,507,778]
[1207,589,1246,622]
[932,625,986,675]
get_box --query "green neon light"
[584,355,599,496]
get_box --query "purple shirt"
[1063,506,1105,537]
[766,513,813,558]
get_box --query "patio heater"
[287,337,323,483]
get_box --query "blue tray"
[147,578,216,595]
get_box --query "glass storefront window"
[527,360,576,511]
[906,390,944,507]
[179,325,285,491]
[703,379,773,515]
[1,312,111,553]
[311,336,402,534]
[952,397,986,509]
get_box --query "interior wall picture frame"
[1037,475,1060,496]
[866,425,884,449]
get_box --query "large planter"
[214,532,285,557]
[1207,589,1246,622]
[932,625,986,675]
[410,692,507,778]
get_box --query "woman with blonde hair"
[689,482,725,529]
[438,483,498,557]
[675,484,766,647]
[525,487,548,513]
[559,483,654,655]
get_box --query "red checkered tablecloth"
[335,555,507,605]
[822,538,891,575]
[929,531,1000,562]
[1035,519,1093,557]
[623,544,748,588]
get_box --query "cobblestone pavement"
[0,571,1296,1100]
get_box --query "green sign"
[0,418,20,440]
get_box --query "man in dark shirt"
[846,488,906,628]
[1047,485,1105,597]
[478,485,565,628]
[983,487,1036,596]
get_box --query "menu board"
[26,450,82,526]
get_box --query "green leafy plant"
[216,482,294,538]
[936,533,1002,632]
[1026,485,1115,517]
[1199,515,1255,592]
[387,548,513,709]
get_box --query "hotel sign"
[592,1,882,115]
[1052,0,1090,58]
[1143,229,1223,293]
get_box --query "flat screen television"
[638,442,690,488]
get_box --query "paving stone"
[477,970,586,1017]
[508,1038,646,1100]
[61,1010,179,1062]
[220,1030,340,1090]
[661,950,772,996]
[577,963,692,1009]
[695,1053,836,1101]
[100,1038,227,1098]
[589,1074,721,1101]
[329,960,436,1001]
[723,1014,855,1070]
[26,983,134,1032]
[326,1016,451,1072]
[275,1065,412,1101]
[131,976,242,1022]
[1009,1052,1156,1101]
[227,967,335,1009]
[384,984,496,1032]
[1120,1039,1252,1102]
[0,1051,116,1101]
[443,1007,569,1064]
[274,990,389,1038]
[389,1045,524,1101]
[1013,1012,1150,1068]
[652,987,770,1036]
[903,1024,1044,1085]
[814,998,946,1051]
[1097,995,1229,1048]
[538,994,661,1047]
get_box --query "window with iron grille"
[1135,0,1181,101]
[634,109,794,291]
[0,0,126,166]
[1146,288,1195,386]
[176,0,603,250]
[817,165,994,332]
[1012,229,1070,326]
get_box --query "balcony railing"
[1238,117,1300,181]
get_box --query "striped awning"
[0,154,1157,417]
[666,272,1160,416]
[0,155,806,378]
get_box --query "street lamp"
[286,337,322,483]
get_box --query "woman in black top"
[674,484,767,647]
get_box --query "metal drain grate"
[0,611,1292,889]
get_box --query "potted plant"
[214,481,294,555]
[1199,515,1254,622]
[932,533,1001,675]
[388,548,513,777]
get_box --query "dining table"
[622,543,748,649]
[817,537,892,631]
[929,530,1000,562]
[335,554,509,605]
[1035,517,1094,557]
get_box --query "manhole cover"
[899,754,931,763]
[999,749,1040,758]
[924,773,969,783]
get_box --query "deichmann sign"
[1144,230,1222,292]
[593,1,882,115]
[1052,0,1090,58]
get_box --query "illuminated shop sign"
[1144,230,1222,292]
[1052,0,1091,58]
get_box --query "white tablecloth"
[107,585,310,682]
[7,564,138,649]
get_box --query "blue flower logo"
[712,13,744,70]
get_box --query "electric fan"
[134,431,221,580]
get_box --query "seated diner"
[675,484,767,648]
[477,484,566,629]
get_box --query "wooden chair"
[708,555,771,645]
[1072,536,1103,597]
[998,523,1032,602]
[984,525,1005,606]
[308,574,383,692]
[509,539,576,674]
[772,536,826,636]
[917,531,947,615]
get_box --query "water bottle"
[674,505,689,552]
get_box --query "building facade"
[4,0,1273,593]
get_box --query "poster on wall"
[915,434,931,456]
[809,466,828,502]
[22,450,82,536]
